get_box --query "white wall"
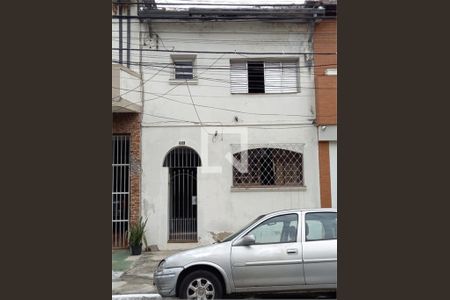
[141,21,316,127]
[142,125,321,249]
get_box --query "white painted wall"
[140,21,316,127]
[329,141,337,208]
[142,125,321,249]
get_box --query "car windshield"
[219,214,266,243]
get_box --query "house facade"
[135,3,326,250]
[313,1,337,208]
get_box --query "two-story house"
[133,2,328,250]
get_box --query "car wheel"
[179,270,224,300]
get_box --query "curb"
[112,294,162,300]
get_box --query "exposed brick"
[112,113,141,226]
[314,20,337,125]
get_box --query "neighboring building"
[312,1,337,208]
[112,2,143,248]
[135,3,327,250]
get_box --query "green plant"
[128,216,148,248]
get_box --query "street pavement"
[112,249,336,300]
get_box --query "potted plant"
[128,216,148,255]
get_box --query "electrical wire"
[112,47,336,55]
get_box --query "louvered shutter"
[264,62,283,94]
[281,62,298,93]
[230,62,248,94]
[265,61,298,93]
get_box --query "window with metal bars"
[232,146,304,188]
[230,60,299,94]
[172,55,196,80]
[174,61,194,80]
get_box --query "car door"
[231,213,305,288]
[302,211,337,285]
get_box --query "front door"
[231,213,305,289]
[302,211,337,285]
[168,168,197,242]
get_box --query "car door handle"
[287,249,298,254]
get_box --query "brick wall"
[314,20,337,125]
[112,113,141,226]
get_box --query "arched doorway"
[163,146,201,242]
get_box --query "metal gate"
[112,134,130,248]
[163,146,201,242]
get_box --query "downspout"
[139,15,145,223]
[127,4,131,68]
[119,3,123,65]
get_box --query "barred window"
[232,146,304,188]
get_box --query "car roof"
[263,207,337,217]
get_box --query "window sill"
[169,79,198,85]
[230,186,307,192]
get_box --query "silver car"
[154,208,337,299]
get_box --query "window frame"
[170,54,197,83]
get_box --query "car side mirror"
[234,234,256,246]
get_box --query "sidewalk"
[112,249,181,296]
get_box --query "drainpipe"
[139,14,145,223]
[118,3,123,65]
[127,4,131,68]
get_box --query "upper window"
[305,212,337,241]
[232,146,304,188]
[247,213,298,244]
[230,60,299,94]
[171,55,196,80]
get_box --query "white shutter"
[230,62,248,94]
[264,62,283,94]
[281,62,298,93]
[264,61,298,94]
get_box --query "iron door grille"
[163,146,201,242]
[112,134,130,248]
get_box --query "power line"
[112,47,336,55]
[112,62,172,100]
[139,91,317,117]
[112,60,337,71]
[185,80,204,127]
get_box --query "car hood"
[164,241,232,268]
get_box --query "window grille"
[112,134,130,248]
[231,144,304,187]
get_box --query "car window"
[247,213,298,244]
[221,214,266,243]
[305,212,337,241]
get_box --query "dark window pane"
[174,61,193,80]
[248,61,265,93]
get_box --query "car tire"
[179,270,224,299]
